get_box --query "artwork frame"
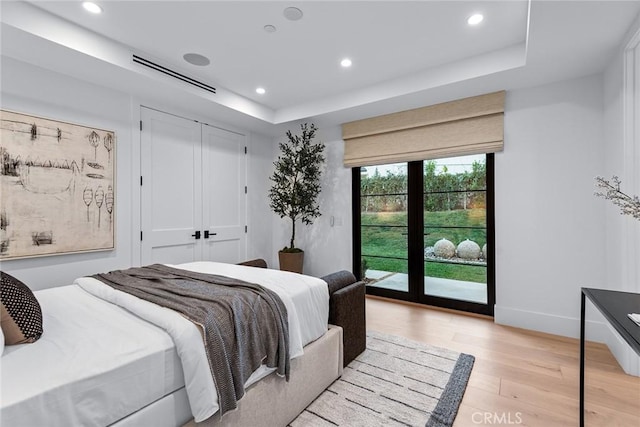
[0,109,116,260]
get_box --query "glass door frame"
[352,156,495,316]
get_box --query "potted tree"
[269,123,325,273]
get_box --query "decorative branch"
[594,176,640,220]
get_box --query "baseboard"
[494,305,609,341]
[606,325,640,376]
[494,305,639,376]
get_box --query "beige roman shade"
[342,91,505,167]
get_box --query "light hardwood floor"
[365,296,640,427]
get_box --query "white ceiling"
[2,1,640,133]
[25,1,530,107]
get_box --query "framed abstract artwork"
[0,109,115,259]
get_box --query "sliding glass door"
[422,156,489,306]
[353,155,494,316]
[359,163,409,294]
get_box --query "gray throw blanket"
[92,264,289,416]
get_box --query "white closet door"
[201,123,247,263]
[141,107,203,265]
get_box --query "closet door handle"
[204,230,217,239]
[191,231,201,239]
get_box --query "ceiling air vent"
[132,54,216,94]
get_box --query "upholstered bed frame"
[184,325,343,427]
[113,259,366,427]
[179,259,367,427]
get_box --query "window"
[353,154,495,316]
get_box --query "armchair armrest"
[322,271,367,366]
[237,259,268,268]
[322,270,357,294]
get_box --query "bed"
[0,260,363,427]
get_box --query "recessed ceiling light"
[467,14,484,26]
[256,87,266,95]
[183,53,210,66]
[264,24,277,33]
[82,2,102,14]
[283,7,303,21]
[340,58,352,68]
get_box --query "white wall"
[601,20,640,375]
[494,75,607,339]
[298,126,353,278]
[603,16,640,295]
[270,125,353,277]
[603,36,626,294]
[0,57,275,289]
[1,57,135,290]
[247,131,277,265]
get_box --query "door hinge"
[140,176,143,186]
[140,231,143,241]
[245,225,248,233]
[140,120,143,131]
[244,146,247,154]
[244,186,247,194]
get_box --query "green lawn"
[361,208,487,283]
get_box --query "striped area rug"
[290,330,474,427]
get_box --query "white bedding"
[1,261,329,426]
[1,285,184,427]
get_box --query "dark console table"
[580,288,640,427]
